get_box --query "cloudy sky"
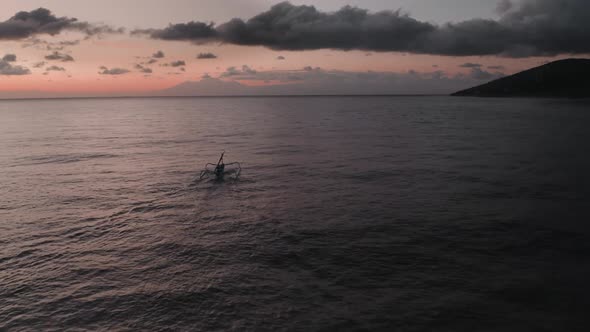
[0,0,587,97]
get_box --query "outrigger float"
[199,152,241,180]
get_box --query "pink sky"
[0,1,585,97]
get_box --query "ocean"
[1,96,589,331]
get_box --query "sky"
[0,0,588,97]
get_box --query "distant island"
[452,59,590,98]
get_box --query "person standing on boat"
[214,152,225,178]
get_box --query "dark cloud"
[135,64,153,73]
[277,55,286,60]
[98,66,130,75]
[33,61,46,68]
[46,65,65,71]
[196,52,217,59]
[0,8,122,40]
[137,0,590,57]
[0,8,76,39]
[0,60,30,75]
[216,3,436,52]
[488,65,505,70]
[2,54,17,62]
[168,60,186,67]
[146,58,158,64]
[152,50,165,58]
[133,21,217,41]
[44,51,74,62]
[425,0,590,57]
[460,63,482,68]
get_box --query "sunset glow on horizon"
[1,0,587,97]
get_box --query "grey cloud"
[0,8,122,40]
[45,51,74,62]
[33,61,46,68]
[277,56,285,60]
[135,64,153,73]
[60,40,80,46]
[220,65,257,78]
[221,66,241,77]
[169,60,186,67]
[152,50,165,58]
[468,68,504,80]
[21,37,45,48]
[496,0,513,14]
[197,52,217,59]
[137,0,590,57]
[0,60,31,75]
[184,67,495,95]
[21,37,80,51]
[99,66,130,75]
[216,66,426,85]
[46,65,65,71]
[488,65,505,70]
[2,54,17,62]
[71,22,124,37]
[303,66,321,72]
[460,63,482,68]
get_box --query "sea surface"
[1,96,589,331]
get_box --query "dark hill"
[452,59,590,98]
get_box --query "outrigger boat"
[199,152,241,180]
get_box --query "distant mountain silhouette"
[159,78,250,96]
[452,59,590,98]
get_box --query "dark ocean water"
[1,96,590,331]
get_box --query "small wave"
[128,203,194,214]
[13,153,118,166]
[336,169,401,182]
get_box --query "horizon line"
[0,94,451,102]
